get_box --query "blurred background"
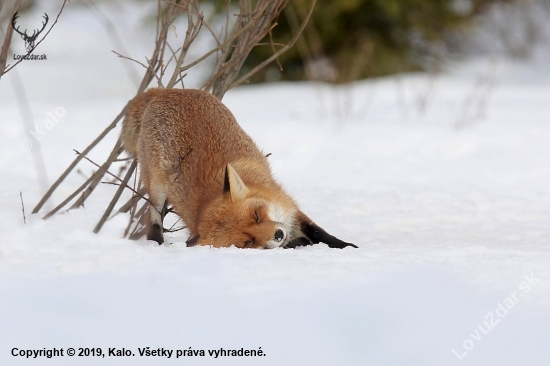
[2,0,549,86]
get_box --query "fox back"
[121,88,356,249]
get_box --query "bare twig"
[117,185,147,214]
[283,3,312,79]
[20,190,26,224]
[69,141,124,210]
[100,180,144,200]
[207,0,277,98]
[42,169,97,220]
[0,0,21,74]
[93,160,138,233]
[163,0,221,46]
[268,30,283,71]
[173,147,193,181]
[229,0,317,91]
[165,218,186,233]
[112,50,164,87]
[74,150,152,206]
[167,0,203,88]
[32,102,130,214]
[127,200,149,239]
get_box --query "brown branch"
[203,0,275,97]
[70,141,124,210]
[126,200,149,239]
[167,0,203,88]
[230,0,316,90]
[100,181,150,205]
[136,1,184,92]
[93,160,138,234]
[19,190,26,224]
[0,0,21,74]
[127,201,149,240]
[172,147,193,181]
[268,30,283,71]
[42,170,97,220]
[182,2,272,88]
[162,42,182,85]
[118,185,146,214]
[112,50,164,88]
[165,220,186,233]
[123,196,140,238]
[162,0,221,46]
[121,169,143,238]
[207,0,293,98]
[74,150,153,206]
[32,102,130,214]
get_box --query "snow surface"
[1,3,550,366]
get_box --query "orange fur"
[121,88,357,249]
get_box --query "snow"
[1,3,550,365]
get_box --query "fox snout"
[274,228,285,242]
[262,227,287,249]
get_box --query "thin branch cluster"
[30,0,316,240]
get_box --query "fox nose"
[274,229,285,242]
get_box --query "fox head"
[192,164,297,249]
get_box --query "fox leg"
[287,212,358,249]
[145,182,167,245]
[299,221,358,248]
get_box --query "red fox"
[121,88,357,249]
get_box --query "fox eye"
[254,211,260,223]
[244,238,255,248]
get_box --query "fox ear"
[224,164,249,201]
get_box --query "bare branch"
[93,160,138,233]
[162,0,221,45]
[118,185,147,214]
[20,191,26,224]
[0,0,21,74]
[32,103,130,214]
[74,150,153,206]
[69,141,123,210]
[42,169,98,220]
[167,0,203,88]
[206,0,292,98]
[230,0,316,90]
[112,50,164,88]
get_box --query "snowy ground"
[1,3,550,366]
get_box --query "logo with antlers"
[11,12,49,53]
